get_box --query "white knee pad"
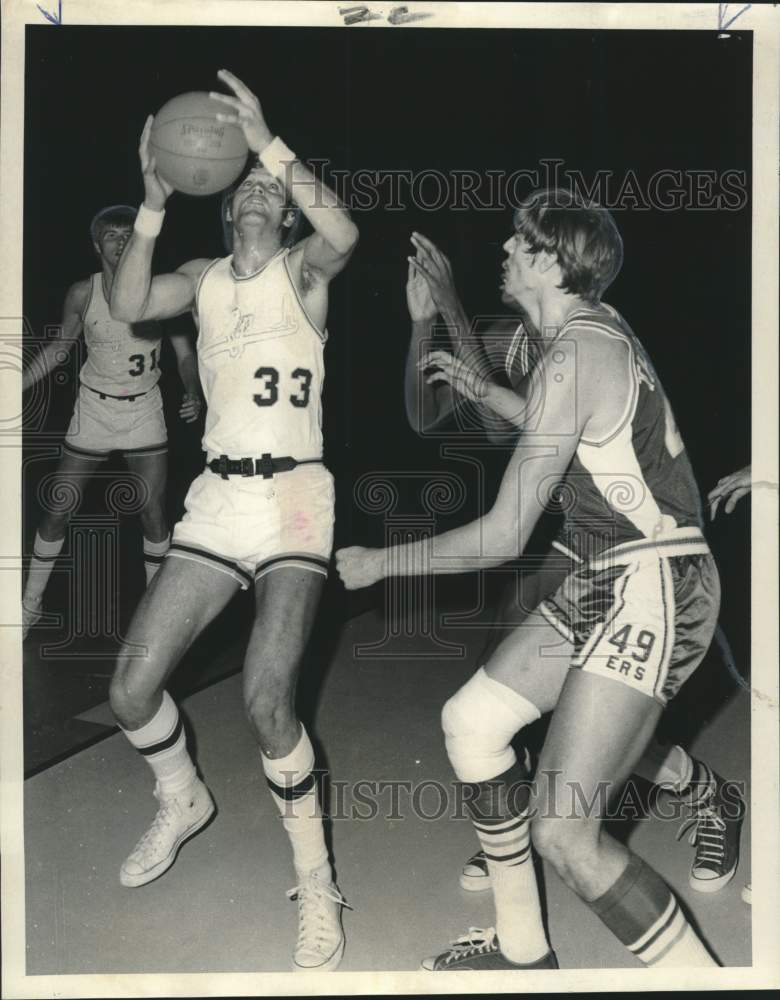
[441,667,541,783]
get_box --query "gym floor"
[24,591,751,975]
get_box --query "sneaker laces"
[439,927,498,966]
[129,785,185,862]
[677,800,727,864]
[286,874,352,952]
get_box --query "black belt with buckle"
[83,383,149,402]
[207,453,323,480]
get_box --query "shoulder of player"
[559,319,632,380]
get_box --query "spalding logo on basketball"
[150,92,249,197]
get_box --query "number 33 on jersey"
[195,249,326,460]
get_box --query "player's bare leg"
[23,450,103,637]
[110,557,239,886]
[529,669,718,966]
[243,566,349,972]
[125,450,170,584]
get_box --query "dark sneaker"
[677,769,746,893]
[421,927,558,971]
[459,850,491,892]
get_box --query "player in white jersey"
[404,234,745,898]
[108,71,358,972]
[339,190,727,970]
[21,205,202,637]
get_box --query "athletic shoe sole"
[690,861,738,893]
[459,870,492,892]
[292,934,345,973]
[120,796,216,888]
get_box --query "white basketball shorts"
[64,384,167,460]
[168,462,335,588]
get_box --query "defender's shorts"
[169,462,335,588]
[64,384,167,460]
[539,547,720,705]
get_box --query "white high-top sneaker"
[286,872,351,972]
[120,778,215,887]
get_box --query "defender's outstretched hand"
[708,465,751,519]
[407,257,438,323]
[419,349,491,403]
[139,116,174,210]
[335,546,384,590]
[409,232,459,316]
[210,69,274,155]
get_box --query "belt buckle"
[240,457,254,477]
[218,454,229,480]
[258,452,274,480]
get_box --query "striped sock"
[120,691,197,796]
[24,531,65,605]
[143,534,170,586]
[465,758,550,964]
[262,725,331,883]
[591,853,718,966]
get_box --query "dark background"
[22,26,752,771]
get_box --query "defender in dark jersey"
[404,235,744,896]
[339,190,724,969]
[21,205,201,637]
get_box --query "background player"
[21,205,201,637]
[339,190,727,970]
[108,70,358,973]
[405,233,745,897]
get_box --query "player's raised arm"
[22,280,88,393]
[111,117,209,323]
[404,257,457,433]
[210,69,358,282]
[410,233,520,444]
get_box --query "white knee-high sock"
[24,532,65,604]
[468,766,550,963]
[120,691,196,796]
[443,668,550,963]
[262,725,331,883]
[143,534,170,586]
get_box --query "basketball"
[150,91,249,196]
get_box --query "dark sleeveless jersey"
[504,305,705,562]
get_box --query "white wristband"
[259,136,297,182]
[134,204,165,238]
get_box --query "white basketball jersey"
[80,274,163,395]
[195,249,326,459]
